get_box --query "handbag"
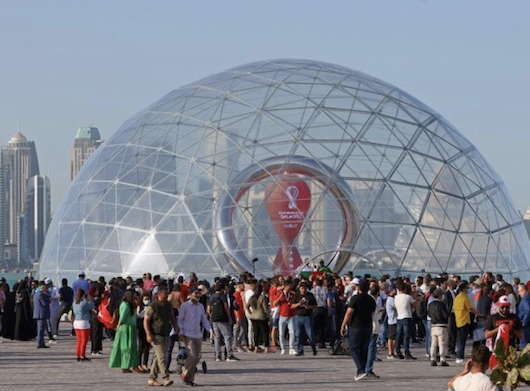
[67,309,75,323]
[473,317,486,342]
[110,309,119,330]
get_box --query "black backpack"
[210,295,228,322]
[417,294,428,320]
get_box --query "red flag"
[96,296,113,329]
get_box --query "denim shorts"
[271,318,279,328]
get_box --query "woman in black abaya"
[14,281,35,341]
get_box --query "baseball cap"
[44,278,52,285]
[352,277,361,285]
[498,295,511,307]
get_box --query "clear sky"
[1,0,529,213]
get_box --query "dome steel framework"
[39,59,530,281]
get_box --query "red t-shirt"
[269,286,279,309]
[233,291,245,320]
[180,283,189,299]
[278,291,295,317]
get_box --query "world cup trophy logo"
[265,175,311,276]
[286,185,299,210]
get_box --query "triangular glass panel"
[390,152,429,187]
[433,165,464,197]
[349,180,385,219]
[366,183,416,224]
[421,191,459,230]
[352,143,404,179]
[402,229,437,273]
[427,229,456,271]
[360,115,405,147]
[388,183,429,223]
[459,200,489,233]
[411,130,444,161]
[447,236,472,273]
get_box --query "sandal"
[163,379,174,387]
[148,379,161,387]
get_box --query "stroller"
[328,333,350,356]
[176,342,207,375]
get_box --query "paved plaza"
[0,324,465,391]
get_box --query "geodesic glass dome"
[39,59,530,282]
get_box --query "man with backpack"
[428,288,450,367]
[207,282,240,362]
[144,285,179,387]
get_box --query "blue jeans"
[348,327,371,375]
[365,333,378,374]
[521,326,530,349]
[295,316,316,353]
[36,319,46,347]
[396,318,411,354]
[327,308,337,343]
[423,319,431,355]
[378,318,388,347]
[279,316,295,351]
[457,324,470,360]
[213,321,234,358]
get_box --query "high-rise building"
[1,132,40,246]
[70,126,102,180]
[0,151,5,266]
[24,175,51,262]
[17,213,27,265]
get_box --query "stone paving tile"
[0,325,496,391]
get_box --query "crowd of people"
[1,267,529,390]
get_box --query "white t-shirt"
[244,289,254,304]
[395,293,414,320]
[452,372,495,391]
[244,289,254,317]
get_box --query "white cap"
[352,277,361,285]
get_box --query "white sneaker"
[289,349,297,355]
[455,358,464,364]
[354,373,368,381]
[280,349,286,355]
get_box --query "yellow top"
[453,292,473,328]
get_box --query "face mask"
[143,300,150,305]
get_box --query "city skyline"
[1,1,529,216]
